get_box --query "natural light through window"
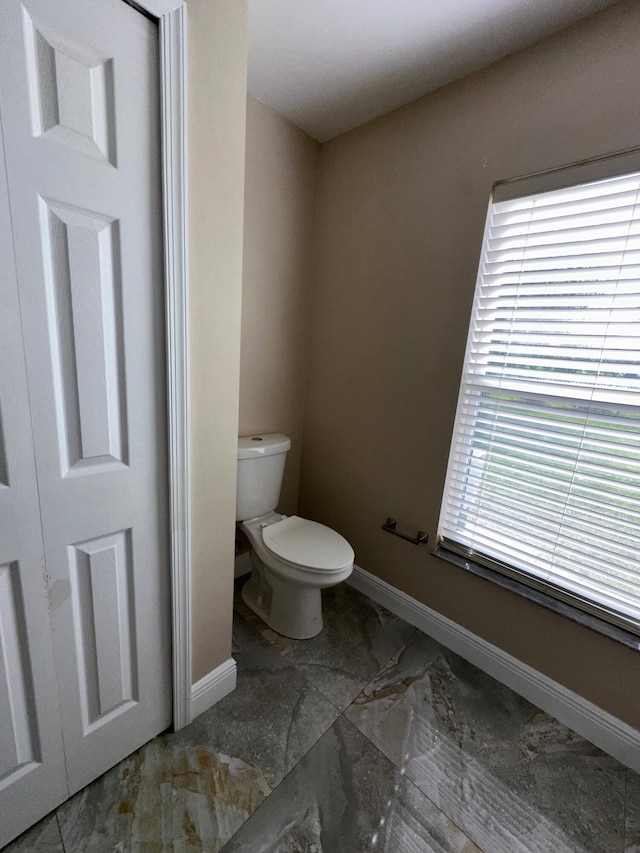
[437,160,640,635]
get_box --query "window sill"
[432,546,640,652]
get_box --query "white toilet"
[237,433,354,639]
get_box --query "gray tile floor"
[5,582,640,852]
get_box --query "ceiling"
[248,0,621,142]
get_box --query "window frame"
[435,148,640,649]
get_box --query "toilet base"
[241,563,324,640]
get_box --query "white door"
[0,107,69,848]
[0,0,171,840]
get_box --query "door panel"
[0,561,35,778]
[22,7,118,166]
[70,529,138,727]
[40,199,128,473]
[0,112,68,845]
[0,0,171,829]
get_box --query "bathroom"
[3,0,640,848]
[236,9,640,751]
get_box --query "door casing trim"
[135,0,191,730]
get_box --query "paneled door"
[0,98,69,848]
[0,0,171,842]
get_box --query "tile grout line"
[624,768,629,853]
[336,711,488,853]
[222,599,419,849]
[233,593,419,714]
[222,603,344,850]
[339,673,497,853]
[311,624,420,716]
[385,739,489,853]
[335,626,501,853]
[54,811,66,853]
[218,713,343,853]
[232,594,519,850]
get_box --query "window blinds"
[438,168,640,634]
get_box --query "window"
[438,153,640,637]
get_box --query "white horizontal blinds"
[439,168,640,633]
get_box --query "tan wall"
[186,0,248,683]
[300,0,640,727]
[240,97,321,514]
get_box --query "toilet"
[237,433,354,639]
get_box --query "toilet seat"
[262,515,354,572]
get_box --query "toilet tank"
[236,433,291,521]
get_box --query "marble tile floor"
[5,582,640,853]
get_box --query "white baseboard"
[190,657,237,721]
[348,565,640,773]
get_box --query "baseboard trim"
[190,658,237,721]
[348,565,640,773]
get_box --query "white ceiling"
[248,0,621,142]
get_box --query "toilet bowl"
[236,434,354,639]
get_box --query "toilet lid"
[262,516,354,571]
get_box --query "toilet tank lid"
[238,433,291,459]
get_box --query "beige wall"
[186,0,248,683]
[240,97,321,514]
[300,0,640,727]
